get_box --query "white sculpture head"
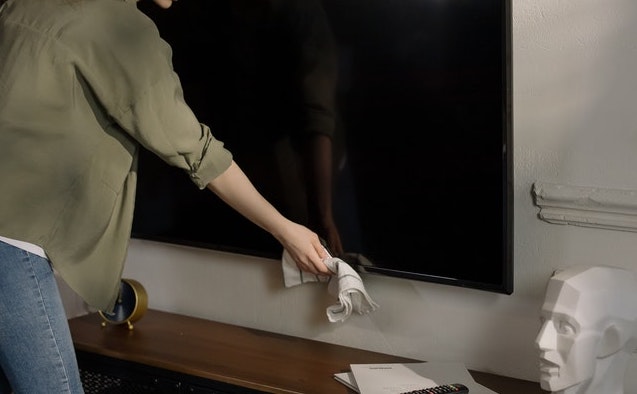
[535,265,637,394]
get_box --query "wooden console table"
[69,309,545,393]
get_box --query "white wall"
[64,0,637,386]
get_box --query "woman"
[0,0,331,392]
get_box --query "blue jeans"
[0,241,84,393]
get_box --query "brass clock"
[98,278,148,330]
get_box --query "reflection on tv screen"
[133,0,513,294]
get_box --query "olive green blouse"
[0,0,233,311]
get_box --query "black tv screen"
[133,0,513,294]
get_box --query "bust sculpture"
[535,265,637,394]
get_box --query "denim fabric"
[0,241,84,393]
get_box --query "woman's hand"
[274,219,332,276]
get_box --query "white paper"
[350,363,437,394]
[349,362,498,394]
[334,372,360,393]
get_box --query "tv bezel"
[132,0,514,295]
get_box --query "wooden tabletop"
[69,309,545,394]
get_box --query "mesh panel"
[80,369,159,394]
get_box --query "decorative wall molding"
[532,182,637,232]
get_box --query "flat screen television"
[133,0,513,294]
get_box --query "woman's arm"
[206,160,331,275]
